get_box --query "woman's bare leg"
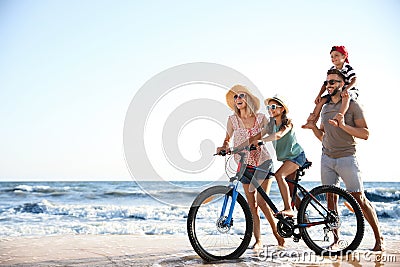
[257,179,285,246]
[243,184,262,249]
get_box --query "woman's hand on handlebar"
[216,146,230,156]
[215,141,263,155]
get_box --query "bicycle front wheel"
[187,185,253,261]
[298,185,365,256]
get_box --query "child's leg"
[339,95,350,115]
[328,95,350,127]
[273,161,300,217]
[287,172,301,210]
[302,97,328,129]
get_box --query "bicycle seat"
[299,161,312,171]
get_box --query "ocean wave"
[14,202,49,214]
[3,200,188,221]
[1,201,399,238]
[144,189,200,198]
[2,184,71,196]
[374,202,400,219]
[4,198,399,224]
[364,188,400,202]
[20,184,70,193]
[0,183,202,199]
[103,191,148,197]
[1,181,399,238]
[1,184,153,200]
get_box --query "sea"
[0,181,399,239]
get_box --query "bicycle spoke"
[187,186,252,261]
[298,185,364,256]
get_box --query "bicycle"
[187,143,365,261]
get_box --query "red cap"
[330,46,349,63]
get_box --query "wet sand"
[1,235,399,266]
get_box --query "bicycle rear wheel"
[298,185,364,256]
[187,186,253,261]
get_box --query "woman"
[216,85,284,249]
[262,95,307,218]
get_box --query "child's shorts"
[288,151,307,167]
[348,88,359,100]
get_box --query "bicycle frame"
[188,144,365,260]
[220,146,333,233]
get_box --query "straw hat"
[226,85,260,112]
[265,94,289,114]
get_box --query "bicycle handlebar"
[214,141,264,156]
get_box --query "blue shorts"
[321,153,363,192]
[288,151,307,167]
[240,159,274,184]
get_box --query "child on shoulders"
[302,45,359,128]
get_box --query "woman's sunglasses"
[324,79,342,86]
[266,104,282,110]
[233,93,246,100]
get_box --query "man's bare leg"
[351,192,385,251]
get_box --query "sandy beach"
[1,235,399,267]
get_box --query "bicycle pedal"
[293,232,301,242]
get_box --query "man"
[307,69,384,251]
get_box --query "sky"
[0,0,399,182]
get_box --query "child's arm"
[248,116,269,145]
[332,76,357,126]
[262,123,292,142]
[315,82,327,104]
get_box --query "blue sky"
[0,0,399,181]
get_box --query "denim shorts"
[321,153,363,192]
[240,159,274,184]
[288,151,307,167]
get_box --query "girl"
[216,85,284,249]
[263,95,307,217]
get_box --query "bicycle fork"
[219,159,247,227]
[219,183,240,227]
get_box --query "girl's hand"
[250,139,261,148]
